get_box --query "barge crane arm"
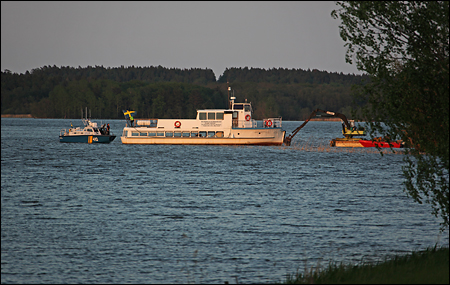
[284,109,361,146]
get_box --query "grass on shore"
[284,246,449,284]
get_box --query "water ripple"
[1,118,448,284]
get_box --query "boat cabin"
[195,97,255,128]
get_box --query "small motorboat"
[59,108,116,143]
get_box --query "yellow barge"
[330,138,363,147]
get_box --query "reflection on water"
[1,118,448,284]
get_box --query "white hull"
[121,128,285,145]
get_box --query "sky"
[1,1,362,79]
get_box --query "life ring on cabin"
[265,120,273,127]
[174,121,181,128]
[245,114,251,121]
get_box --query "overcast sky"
[1,1,362,78]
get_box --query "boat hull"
[330,138,363,147]
[60,135,116,143]
[359,140,403,148]
[120,130,285,146]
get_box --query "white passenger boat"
[120,88,286,145]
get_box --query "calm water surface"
[2,118,448,284]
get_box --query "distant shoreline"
[1,114,33,118]
[0,114,342,121]
[309,117,341,121]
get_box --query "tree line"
[1,65,368,120]
[218,66,365,85]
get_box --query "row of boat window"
[198,112,224,120]
[70,128,95,134]
[129,131,224,138]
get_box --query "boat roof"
[197,102,252,113]
[196,108,230,112]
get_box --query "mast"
[227,82,235,109]
[227,81,230,109]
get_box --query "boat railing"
[233,119,258,128]
[263,117,282,128]
[232,118,282,128]
[136,119,158,127]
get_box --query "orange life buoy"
[174,121,181,128]
[245,114,251,121]
[266,120,272,127]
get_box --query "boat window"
[244,104,251,112]
[157,132,164,137]
[174,131,182,137]
[191,131,199,137]
[207,131,215,138]
[87,128,93,132]
[199,112,206,120]
[199,131,207,137]
[132,132,140,136]
[216,131,224,138]
[232,111,238,119]
[150,119,157,127]
[216,112,224,120]
[165,131,173,137]
[234,104,243,110]
[208,113,215,120]
[182,132,190,137]
[140,132,147,136]
[148,132,156,137]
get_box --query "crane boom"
[284,109,364,146]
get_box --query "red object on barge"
[359,139,404,148]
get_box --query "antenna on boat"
[227,81,230,109]
[227,82,235,109]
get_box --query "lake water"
[1,118,448,284]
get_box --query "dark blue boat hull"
[59,135,116,143]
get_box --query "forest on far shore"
[1,65,368,121]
